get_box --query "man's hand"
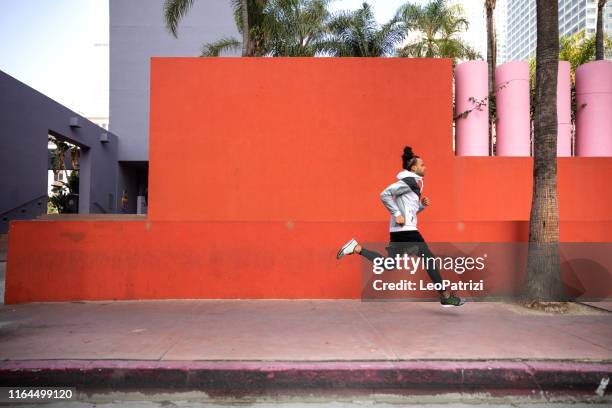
[421,197,430,207]
[395,215,405,225]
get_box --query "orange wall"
[149,58,612,224]
[5,58,612,304]
[6,220,611,303]
[149,58,454,222]
[453,157,612,222]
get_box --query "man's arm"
[417,197,430,213]
[380,181,411,217]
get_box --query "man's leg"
[337,239,386,261]
[338,235,463,306]
[356,246,387,263]
[340,235,440,276]
[411,234,445,292]
[337,239,397,271]
[389,231,444,292]
[390,231,464,305]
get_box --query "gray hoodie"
[379,170,426,232]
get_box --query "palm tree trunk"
[522,0,564,302]
[486,1,496,155]
[595,0,606,60]
[241,0,250,56]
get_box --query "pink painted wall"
[576,60,612,156]
[455,61,489,156]
[495,61,531,156]
[557,61,572,156]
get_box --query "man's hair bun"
[401,146,419,170]
[402,146,415,160]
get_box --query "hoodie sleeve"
[417,201,426,213]
[380,181,411,217]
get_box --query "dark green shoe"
[440,292,465,307]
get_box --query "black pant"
[359,230,445,294]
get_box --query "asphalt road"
[5,390,611,408]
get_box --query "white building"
[452,0,507,65]
[496,0,509,64]
[506,0,612,61]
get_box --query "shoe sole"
[441,302,465,307]
[336,240,355,260]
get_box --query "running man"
[336,146,464,307]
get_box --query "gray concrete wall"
[0,70,119,233]
[109,0,239,162]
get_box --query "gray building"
[1,1,239,233]
[110,0,239,211]
[506,0,612,61]
[0,70,119,233]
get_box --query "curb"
[0,360,610,393]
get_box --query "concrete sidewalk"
[0,300,610,395]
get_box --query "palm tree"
[323,2,405,57]
[485,0,496,155]
[522,0,564,303]
[262,0,333,56]
[164,0,266,56]
[201,37,243,57]
[595,0,607,60]
[395,0,480,62]
[241,0,250,55]
[559,31,597,75]
[165,0,334,57]
[485,0,496,96]
[395,0,480,60]
[558,31,597,127]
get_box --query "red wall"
[149,58,453,222]
[148,58,612,223]
[6,220,612,303]
[5,58,612,304]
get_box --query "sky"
[0,0,486,119]
[0,0,109,117]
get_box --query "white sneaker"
[336,238,358,260]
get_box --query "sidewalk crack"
[540,321,612,353]
[158,302,202,362]
[351,303,400,361]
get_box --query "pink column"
[495,61,531,156]
[576,60,612,156]
[557,61,572,156]
[455,60,489,156]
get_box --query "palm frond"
[325,2,404,57]
[397,40,430,58]
[201,37,243,56]
[231,0,268,34]
[376,17,406,56]
[395,0,473,60]
[261,0,332,56]
[164,0,195,38]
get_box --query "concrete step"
[35,214,146,221]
